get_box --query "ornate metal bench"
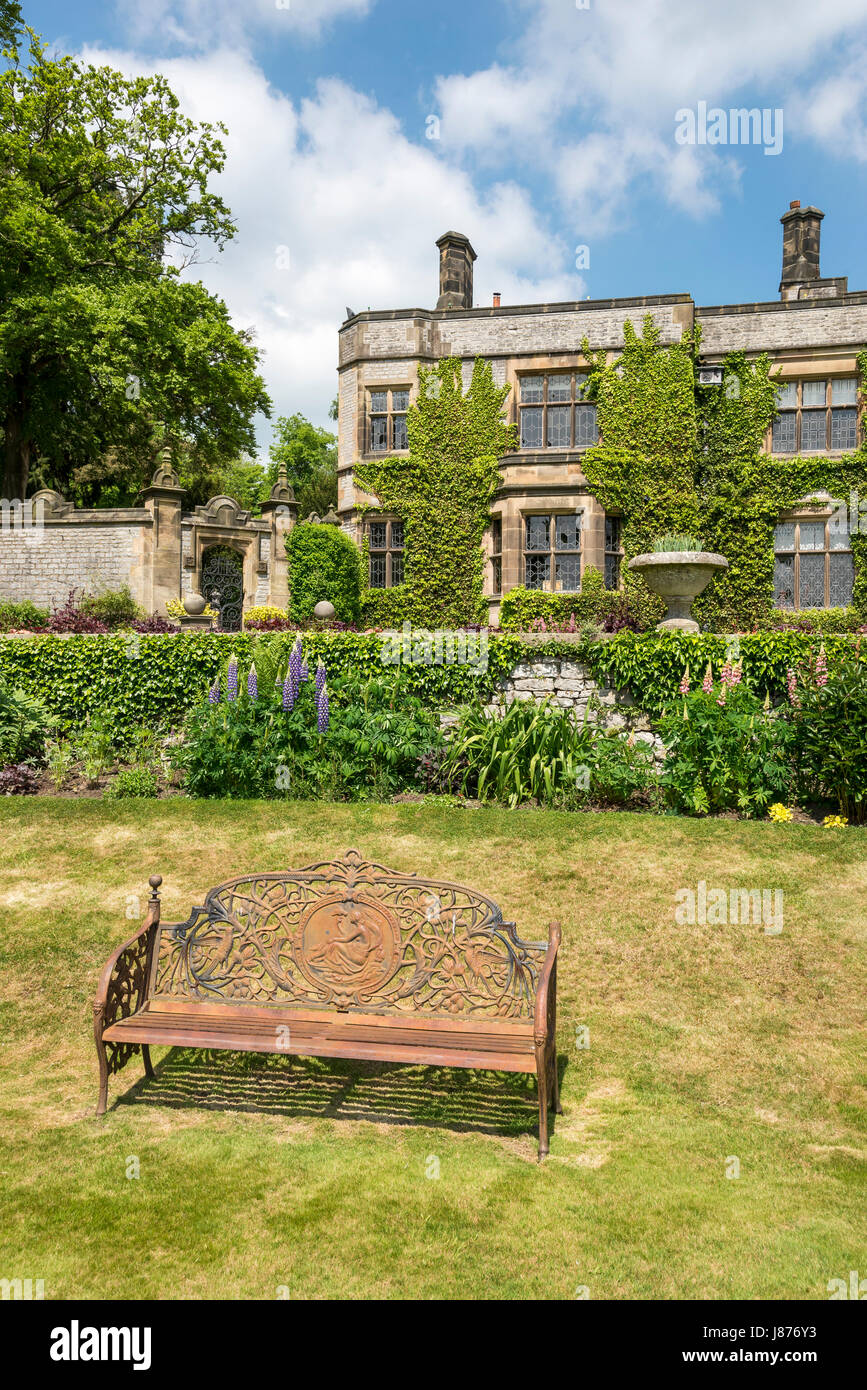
[94,849,562,1157]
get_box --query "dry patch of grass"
[0,800,864,1299]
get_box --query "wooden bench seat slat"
[93,850,562,1157]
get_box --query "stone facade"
[0,463,298,626]
[338,203,867,622]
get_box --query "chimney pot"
[493,292,501,308]
[790,199,800,209]
[436,231,477,310]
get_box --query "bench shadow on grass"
[120,1048,566,1144]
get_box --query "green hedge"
[1,629,860,740]
[287,522,364,624]
[0,631,524,737]
[585,630,865,715]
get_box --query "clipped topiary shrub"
[499,568,646,632]
[359,586,412,629]
[287,522,364,625]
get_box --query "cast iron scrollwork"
[153,848,547,1018]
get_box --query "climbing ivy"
[354,357,516,626]
[578,316,867,631]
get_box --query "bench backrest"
[152,848,547,1020]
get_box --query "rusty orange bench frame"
[94,848,562,1157]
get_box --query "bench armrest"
[533,921,562,1047]
[93,878,162,1041]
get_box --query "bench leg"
[535,1045,549,1160]
[96,1039,109,1117]
[550,1045,562,1115]
[142,1044,155,1080]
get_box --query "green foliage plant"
[286,522,364,625]
[355,357,516,627]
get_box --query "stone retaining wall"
[487,657,665,758]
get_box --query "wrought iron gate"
[201,546,244,631]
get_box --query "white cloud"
[114,0,373,49]
[82,46,580,442]
[434,0,867,228]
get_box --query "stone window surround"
[769,375,861,455]
[516,370,598,452]
[522,506,583,592]
[489,514,503,596]
[364,385,411,457]
[773,500,854,609]
[366,515,405,589]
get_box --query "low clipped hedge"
[0,628,861,739]
[0,631,524,737]
[584,629,866,715]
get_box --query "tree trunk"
[2,404,31,500]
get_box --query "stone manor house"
[339,203,867,621]
[2,202,864,628]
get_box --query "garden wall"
[486,655,664,757]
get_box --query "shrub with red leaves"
[131,616,181,634]
[0,763,39,795]
[46,590,108,634]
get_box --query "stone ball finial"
[314,600,336,621]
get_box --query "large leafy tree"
[0,28,270,499]
[0,2,21,49]
[268,411,337,517]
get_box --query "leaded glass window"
[517,373,598,450]
[367,388,410,453]
[773,514,854,609]
[367,518,404,588]
[771,378,861,454]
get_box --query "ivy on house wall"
[577,317,867,632]
[355,357,516,627]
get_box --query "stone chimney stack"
[779,201,823,298]
[436,231,477,310]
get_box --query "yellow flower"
[768,803,793,823]
[822,814,848,828]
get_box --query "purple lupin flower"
[282,665,295,711]
[227,656,238,702]
[315,661,327,698]
[208,678,220,705]
[247,662,258,701]
[317,681,329,733]
[289,637,302,688]
[299,660,310,683]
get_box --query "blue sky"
[19,0,867,445]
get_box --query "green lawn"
[0,800,864,1300]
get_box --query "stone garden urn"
[313,600,336,623]
[628,551,728,633]
[182,591,207,616]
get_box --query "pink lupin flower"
[679,666,690,695]
[815,645,828,688]
[717,682,727,707]
[702,663,713,694]
[787,667,800,708]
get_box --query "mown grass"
[0,800,864,1300]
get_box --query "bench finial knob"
[148,874,163,898]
